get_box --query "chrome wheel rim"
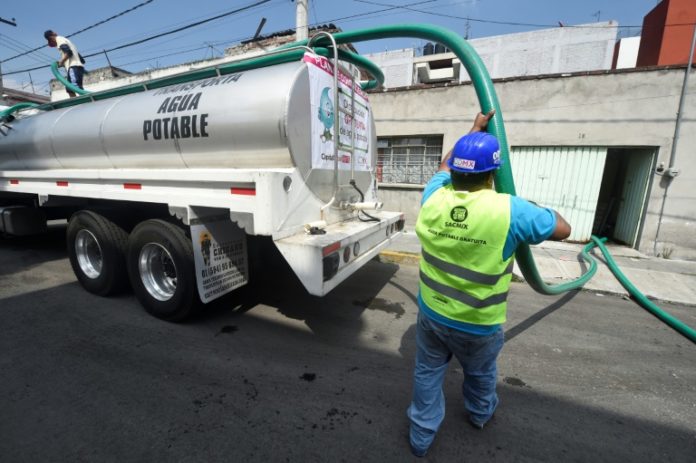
[75,229,103,279]
[139,243,178,301]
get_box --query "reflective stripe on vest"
[416,186,513,326]
[421,249,514,286]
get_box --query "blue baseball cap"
[448,132,502,174]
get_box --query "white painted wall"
[371,67,696,259]
[463,21,618,81]
[615,36,641,69]
[364,21,619,88]
[363,48,415,88]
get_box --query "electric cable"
[1,0,272,76]
[0,0,157,64]
[350,179,381,222]
[354,0,696,30]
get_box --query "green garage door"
[510,146,607,242]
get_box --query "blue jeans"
[407,312,504,453]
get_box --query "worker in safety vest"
[44,30,85,98]
[407,111,571,457]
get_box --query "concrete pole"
[296,0,308,41]
[653,23,696,256]
[666,23,696,176]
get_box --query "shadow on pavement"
[1,281,694,462]
[0,223,68,276]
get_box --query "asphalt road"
[1,224,695,462]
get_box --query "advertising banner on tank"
[303,52,372,172]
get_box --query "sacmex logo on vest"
[450,206,468,222]
[446,206,469,230]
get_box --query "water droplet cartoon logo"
[200,231,212,267]
[318,87,334,142]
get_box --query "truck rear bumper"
[273,211,405,296]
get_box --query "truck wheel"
[67,210,129,296]
[127,219,200,321]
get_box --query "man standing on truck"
[44,30,85,98]
[407,111,571,457]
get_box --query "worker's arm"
[58,44,72,67]
[503,198,573,259]
[549,211,571,240]
[439,110,496,172]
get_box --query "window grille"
[377,135,443,185]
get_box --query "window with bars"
[377,135,443,185]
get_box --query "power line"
[0,33,54,63]
[105,0,440,72]
[0,0,157,64]
[353,0,696,29]
[91,0,271,56]
[1,0,272,76]
[80,0,282,54]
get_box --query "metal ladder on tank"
[308,31,359,214]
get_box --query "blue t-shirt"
[418,171,557,335]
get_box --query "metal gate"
[613,149,655,247]
[510,146,608,242]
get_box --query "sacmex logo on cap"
[453,158,476,170]
[492,150,501,164]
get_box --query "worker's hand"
[438,149,453,172]
[470,109,495,133]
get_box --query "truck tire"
[127,219,200,321]
[67,210,129,296]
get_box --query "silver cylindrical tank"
[0,61,376,202]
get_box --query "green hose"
[6,23,694,341]
[36,47,382,112]
[278,23,594,294]
[587,236,696,343]
[50,62,90,96]
[282,24,696,342]
[0,102,40,120]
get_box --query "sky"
[0,0,664,95]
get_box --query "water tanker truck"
[0,41,404,321]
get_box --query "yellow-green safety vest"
[416,186,514,326]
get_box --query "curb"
[378,250,420,266]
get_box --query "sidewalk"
[381,230,696,306]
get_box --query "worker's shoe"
[409,442,428,458]
[469,413,494,430]
[408,422,434,457]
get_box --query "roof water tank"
[423,42,434,56]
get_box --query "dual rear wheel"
[67,212,200,321]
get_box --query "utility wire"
[82,0,282,55]
[0,33,55,63]
[354,0,696,29]
[93,0,440,73]
[0,0,157,64]
[1,0,271,76]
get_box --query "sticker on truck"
[191,217,248,303]
[304,52,372,172]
